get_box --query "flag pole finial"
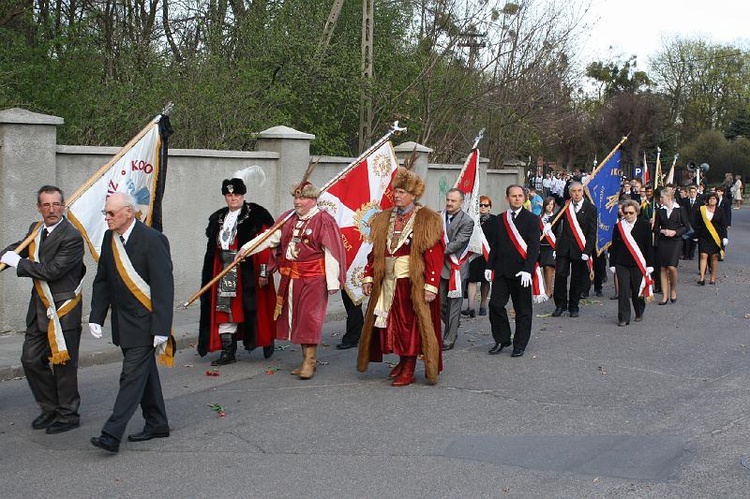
[161,102,174,116]
[472,128,485,150]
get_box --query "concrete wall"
[0,108,523,332]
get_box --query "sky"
[580,0,749,69]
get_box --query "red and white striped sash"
[616,220,653,300]
[503,211,547,303]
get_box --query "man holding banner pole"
[551,181,597,318]
[0,185,86,434]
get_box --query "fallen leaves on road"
[205,369,220,377]
[598,366,607,375]
[265,366,281,375]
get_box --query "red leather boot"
[389,357,405,378]
[391,356,416,386]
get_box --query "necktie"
[119,235,125,244]
[41,228,49,244]
[447,214,453,224]
[512,211,516,220]
[573,203,579,213]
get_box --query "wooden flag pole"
[181,121,407,308]
[540,135,628,241]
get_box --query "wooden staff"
[540,135,629,241]
[0,105,172,272]
[181,121,407,308]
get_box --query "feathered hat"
[392,147,425,199]
[222,165,267,195]
[290,159,320,199]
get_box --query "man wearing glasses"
[0,185,86,434]
[89,192,174,453]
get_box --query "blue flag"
[585,150,622,254]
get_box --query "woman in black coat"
[609,199,654,326]
[464,195,498,317]
[694,191,727,285]
[653,188,688,304]
[538,196,558,298]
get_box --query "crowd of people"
[0,164,743,454]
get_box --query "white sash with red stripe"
[503,211,547,303]
[540,217,556,249]
[565,201,593,274]
[616,220,654,300]
[443,214,473,298]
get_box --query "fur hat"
[291,181,320,199]
[221,178,247,195]
[392,166,425,199]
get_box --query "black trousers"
[615,265,646,323]
[553,256,588,311]
[339,291,364,346]
[102,345,168,441]
[489,275,533,350]
[21,316,81,423]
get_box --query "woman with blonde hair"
[694,192,727,285]
[653,188,688,304]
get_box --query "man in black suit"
[486,185,540,358]
[551,181,597,318]
[89,192,174,453]
[1,185,85,434]
[681,185,702,260]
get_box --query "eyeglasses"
[623,211,636,215]
[479,203,491,207]
[39,202,63,209]
[101,206,127,217]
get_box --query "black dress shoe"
[617,321,629,327]
[634,315,643,322]
[91,434,120,453]
[46,420,79,434]
[263,343,275,359]
[551,307,566,317]
[31,412,57,430]
[127,429,170,442]
[335,342,358,350]
[511,348,525,357]
[595,290,603,297]
[569,309,580,318]
[442,342,455,351]
[609,295,619,300]
[488,342,512,355]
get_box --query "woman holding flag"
[608,200,654,326]
[694,192,727,286]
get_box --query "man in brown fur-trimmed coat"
[357,167,445,386]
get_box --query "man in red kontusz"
[357,167,445,387]
[238,181,346,380]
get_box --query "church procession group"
[0,118,743,454]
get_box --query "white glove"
[552,251,556,259]
[581,254,589,261]
[609,266,616,274]
[89,323,102,339]
[153,335,169,347]
[1,252,21,268]
[484,269,493,282]
[516,271,532,288]
[646,266,654,274]
[722,238,728,247]
[543,223,552,234]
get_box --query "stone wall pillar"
[0,108,64,332]
[255,126,315,215]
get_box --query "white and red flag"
[642,151,650,185]
[443,145,491,297]
[317,141,400,304]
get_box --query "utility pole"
[359,0,374,153]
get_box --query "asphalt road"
[1,210,749,498]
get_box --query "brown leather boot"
[391,356,416,386]
[298,344,317,380]
[290,345,305,375]
[389,357,406,378]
